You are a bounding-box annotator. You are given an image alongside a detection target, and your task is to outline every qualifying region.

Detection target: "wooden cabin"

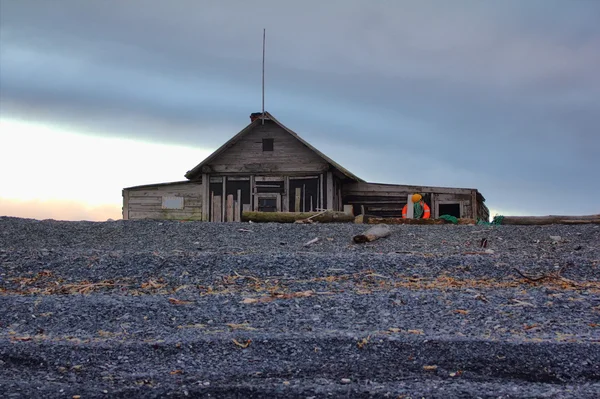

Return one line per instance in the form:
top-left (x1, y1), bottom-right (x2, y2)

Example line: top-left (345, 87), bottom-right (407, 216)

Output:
top-left (122, 112), bottom-right (489, 222)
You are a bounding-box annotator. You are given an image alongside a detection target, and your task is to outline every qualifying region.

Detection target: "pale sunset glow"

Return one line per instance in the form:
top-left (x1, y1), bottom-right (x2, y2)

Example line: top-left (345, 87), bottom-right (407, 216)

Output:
top-left (0, 118), bottom-right (213, 221)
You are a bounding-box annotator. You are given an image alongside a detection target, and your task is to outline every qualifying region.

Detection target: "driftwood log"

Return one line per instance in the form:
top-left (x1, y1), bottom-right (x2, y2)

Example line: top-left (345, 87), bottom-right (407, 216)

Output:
top-left (353, 224), bottom-right (392, 243)
top-left (366, 217), bottom-right (477, 225)
top-left (498, 215), bottom-right (600, 225)
top-left (242, 211), bottom-right (355, 224)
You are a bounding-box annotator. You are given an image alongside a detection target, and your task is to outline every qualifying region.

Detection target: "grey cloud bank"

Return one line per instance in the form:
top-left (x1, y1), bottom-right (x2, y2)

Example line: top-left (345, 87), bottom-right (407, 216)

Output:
top-left (1, 0), bottom-right (599, 215)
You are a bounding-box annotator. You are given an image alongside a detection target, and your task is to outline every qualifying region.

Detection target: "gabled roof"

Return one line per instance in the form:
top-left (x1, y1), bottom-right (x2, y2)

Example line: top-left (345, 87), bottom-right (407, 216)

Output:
top-left (185, 112), bottom-right (364, 182)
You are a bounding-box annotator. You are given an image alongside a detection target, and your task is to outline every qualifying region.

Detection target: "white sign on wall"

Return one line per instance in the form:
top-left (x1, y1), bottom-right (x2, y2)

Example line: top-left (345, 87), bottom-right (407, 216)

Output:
top-left (162, 196), bottom-right (184, 209)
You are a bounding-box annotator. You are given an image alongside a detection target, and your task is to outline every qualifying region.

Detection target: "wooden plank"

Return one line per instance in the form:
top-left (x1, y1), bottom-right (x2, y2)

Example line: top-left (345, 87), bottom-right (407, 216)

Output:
top-left (212, 195), bottom-right (222, 222)
top-left (288, 175), bottom-right (319, 180)
top-left (222, 178), bottom-right (226, 222)
top-left (283, 176), bottom-right (289, 212)
top-left (227, 176), bottom-right (250, 181)
top-left (302, 184), bottom-right (306, 212)
top-left (255, 176), bottom-right (284, 182)
top-left (406, 194), bottom-right (414, 218)
top-left (226, 194), bottom-right (234, 222)
top-left (129, 189), bottom-right (200, 197)
top-left (295, 187), bottom-right (301, 212)
top-left (343, 204), bottom-right (354, 216)
top-left (471, 190), bottom-right (478, 219)
top-left (184, 198), bottom-right (203, 207)
top-left (127, 197), bottom-right (162, 205)
top-left (344, 182), bottom-right (473, 195)
top-left (326, 171), bottom-right (333, 210)
top-left (320, 173), bottom-right (324, 210)
top-left (127, 210), bottom-right (203, 220)
top-left (122, 190), bottom-right (129, 220)
top-left (235, 189), bottom-right (242, 222)
top-left (310, 196), bottom-right (313, 212)
top-left (202, 174), bottom-right (210, 221)
top-left (210, 191), bottom-right (214, 222)
top-left (210, 164), bottom-right (328, 174)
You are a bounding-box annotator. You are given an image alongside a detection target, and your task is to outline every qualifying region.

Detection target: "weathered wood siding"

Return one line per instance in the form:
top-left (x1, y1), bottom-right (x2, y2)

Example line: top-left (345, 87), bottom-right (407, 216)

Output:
top-left (206, 120), bottom-right (329, 174)
top-left (123, 181), bottom-right (203, 221)
top-left (343, 182), bottom-right (480, 219)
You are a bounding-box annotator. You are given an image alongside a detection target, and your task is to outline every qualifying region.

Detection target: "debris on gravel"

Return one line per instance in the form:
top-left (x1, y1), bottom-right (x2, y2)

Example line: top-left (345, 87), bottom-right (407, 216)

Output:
top-left (1, 216), bottom-right (599, 398)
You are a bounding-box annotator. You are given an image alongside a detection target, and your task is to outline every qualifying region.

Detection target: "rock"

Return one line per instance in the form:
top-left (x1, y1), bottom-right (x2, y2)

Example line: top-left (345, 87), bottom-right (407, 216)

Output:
top-left (340, 378), bottom-right (351, 384)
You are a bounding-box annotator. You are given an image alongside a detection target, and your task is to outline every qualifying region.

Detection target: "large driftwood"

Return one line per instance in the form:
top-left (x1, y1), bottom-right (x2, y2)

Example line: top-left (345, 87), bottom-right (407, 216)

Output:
top-left (353, 224), bottom-right (392, 243)
top-left (366, 217), bottom-right (477, 225)
top-left (498, 215), bottom-right (600, 225)
top-left (242, 211), bottom-right (355, 223)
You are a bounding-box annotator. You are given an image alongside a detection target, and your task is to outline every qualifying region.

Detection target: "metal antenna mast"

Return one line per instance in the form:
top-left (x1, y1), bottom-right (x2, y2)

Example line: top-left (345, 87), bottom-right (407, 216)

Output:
top-left (262, 28), bottom-right (265, 125)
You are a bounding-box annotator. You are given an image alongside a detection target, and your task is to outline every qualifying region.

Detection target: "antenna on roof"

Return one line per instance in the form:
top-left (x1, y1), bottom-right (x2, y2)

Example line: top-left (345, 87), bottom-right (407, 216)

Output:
top-left (262, 28), bottom-right (266, 125)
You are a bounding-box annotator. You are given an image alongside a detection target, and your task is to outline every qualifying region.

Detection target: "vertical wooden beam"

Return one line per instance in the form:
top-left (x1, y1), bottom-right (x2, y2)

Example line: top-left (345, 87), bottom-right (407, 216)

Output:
top-left (122, 190), bottom-right (129, 220)
top-left (201, 173), bottom-right (210, 221)
top-left (302, 184), bottom-right (306, 212)
top-left (226, 194), bottom-right (234, 222)
top-left (212, 195), bottom-right (222, 222)
top-left (250, 175), bottom-right (255, 212)
top-left (295, 188), bottom-right (301, 212)
top-left (235, 189), bottom-right (242, 222)
top-left (471, 190), bottom-right (478, 220)
top-left (406, 194), bottom-right (414, 218)
top-left (222, 177), bottom-right (226, 222)
top-left (326, 171), bottom-right (333, 210)
top-left (283, 176), bottom-right (289, 212)
top-left (430, 193), bottom-right (437, 219)
top-left (319, 174), bottom-right (324, 210)
top-left (210, 191), bottom-right (214, 222)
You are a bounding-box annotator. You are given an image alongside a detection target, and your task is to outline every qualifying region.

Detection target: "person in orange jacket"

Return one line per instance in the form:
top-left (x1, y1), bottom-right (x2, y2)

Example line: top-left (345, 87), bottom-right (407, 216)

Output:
top-left (402, 193), bottom-right (431, 219)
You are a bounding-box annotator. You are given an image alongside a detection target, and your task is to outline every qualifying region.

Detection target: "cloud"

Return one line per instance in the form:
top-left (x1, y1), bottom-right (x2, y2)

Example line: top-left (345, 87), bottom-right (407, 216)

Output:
top-left (1, 0), bottom-right (599, 215)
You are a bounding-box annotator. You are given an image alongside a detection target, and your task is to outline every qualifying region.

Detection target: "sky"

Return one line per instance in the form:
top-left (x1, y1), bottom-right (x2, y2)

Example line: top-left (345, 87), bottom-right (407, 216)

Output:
top-left (1, 0), bottom-right (599, 221)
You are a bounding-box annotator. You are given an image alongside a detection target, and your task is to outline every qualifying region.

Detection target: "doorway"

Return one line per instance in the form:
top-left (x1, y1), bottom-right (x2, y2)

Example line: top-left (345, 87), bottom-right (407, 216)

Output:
top-left (438, 203), bottom-right (461, 218)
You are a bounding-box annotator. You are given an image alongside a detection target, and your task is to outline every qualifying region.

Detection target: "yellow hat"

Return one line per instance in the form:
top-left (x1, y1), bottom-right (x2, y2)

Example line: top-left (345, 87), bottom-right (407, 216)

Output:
top-left (411, 194), bottom-right (422, 203)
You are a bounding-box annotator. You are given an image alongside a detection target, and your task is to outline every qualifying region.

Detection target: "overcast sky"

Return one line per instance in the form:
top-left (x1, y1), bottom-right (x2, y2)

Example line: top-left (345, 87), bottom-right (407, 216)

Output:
top-left (1, 0), bottom-right (599, 220)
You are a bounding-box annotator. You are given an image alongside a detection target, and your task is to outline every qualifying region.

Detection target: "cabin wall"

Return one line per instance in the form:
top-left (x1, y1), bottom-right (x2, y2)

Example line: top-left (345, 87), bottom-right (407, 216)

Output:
top-left (343, 182), bottom-right (478, 219)
top-left (206, 120), bottom-right (329, 174)
top-left (477, 196), bottom-right (490, 222)
top-left (123, 182), bottom-right (203, 221)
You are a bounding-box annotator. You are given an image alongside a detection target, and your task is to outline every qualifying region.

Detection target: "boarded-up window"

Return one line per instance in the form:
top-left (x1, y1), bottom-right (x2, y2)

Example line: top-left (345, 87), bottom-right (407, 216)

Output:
top-left (162, 196), bottom-right (184, 209)
top-left (262, 138), bottom-right (274, 151)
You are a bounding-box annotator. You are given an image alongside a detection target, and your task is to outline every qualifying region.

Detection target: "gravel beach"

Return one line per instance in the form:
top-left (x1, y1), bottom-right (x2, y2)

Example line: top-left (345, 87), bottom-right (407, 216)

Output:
top-left (1, 216), bottom-right (599, 398)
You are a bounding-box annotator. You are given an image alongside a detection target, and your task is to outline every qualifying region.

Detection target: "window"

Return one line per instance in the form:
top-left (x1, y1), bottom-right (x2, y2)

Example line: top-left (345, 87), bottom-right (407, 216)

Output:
top-left (258, 198), bottom-right (277, 212)
top-left (262, 138), bottom-right (274, 151)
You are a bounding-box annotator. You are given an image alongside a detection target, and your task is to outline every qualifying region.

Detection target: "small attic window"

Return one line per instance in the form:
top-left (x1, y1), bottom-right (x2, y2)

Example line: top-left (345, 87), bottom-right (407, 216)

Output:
top-left (262, 138), bottom-right (274, 151)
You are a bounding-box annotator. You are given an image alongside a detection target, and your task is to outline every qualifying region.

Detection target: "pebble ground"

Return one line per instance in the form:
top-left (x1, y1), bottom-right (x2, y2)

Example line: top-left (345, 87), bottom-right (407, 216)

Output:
top-left (1, 216), bottom-right (599, 398)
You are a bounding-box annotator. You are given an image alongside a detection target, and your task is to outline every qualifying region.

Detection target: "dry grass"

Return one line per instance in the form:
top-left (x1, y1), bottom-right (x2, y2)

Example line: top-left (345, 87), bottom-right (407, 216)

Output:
top-left (2, 268), bottom-right (598, 297)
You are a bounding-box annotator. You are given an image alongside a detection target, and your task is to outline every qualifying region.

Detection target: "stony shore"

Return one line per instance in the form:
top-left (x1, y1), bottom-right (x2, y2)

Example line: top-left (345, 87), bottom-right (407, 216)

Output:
top-left (1, 216), bottom-right (599, 398)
